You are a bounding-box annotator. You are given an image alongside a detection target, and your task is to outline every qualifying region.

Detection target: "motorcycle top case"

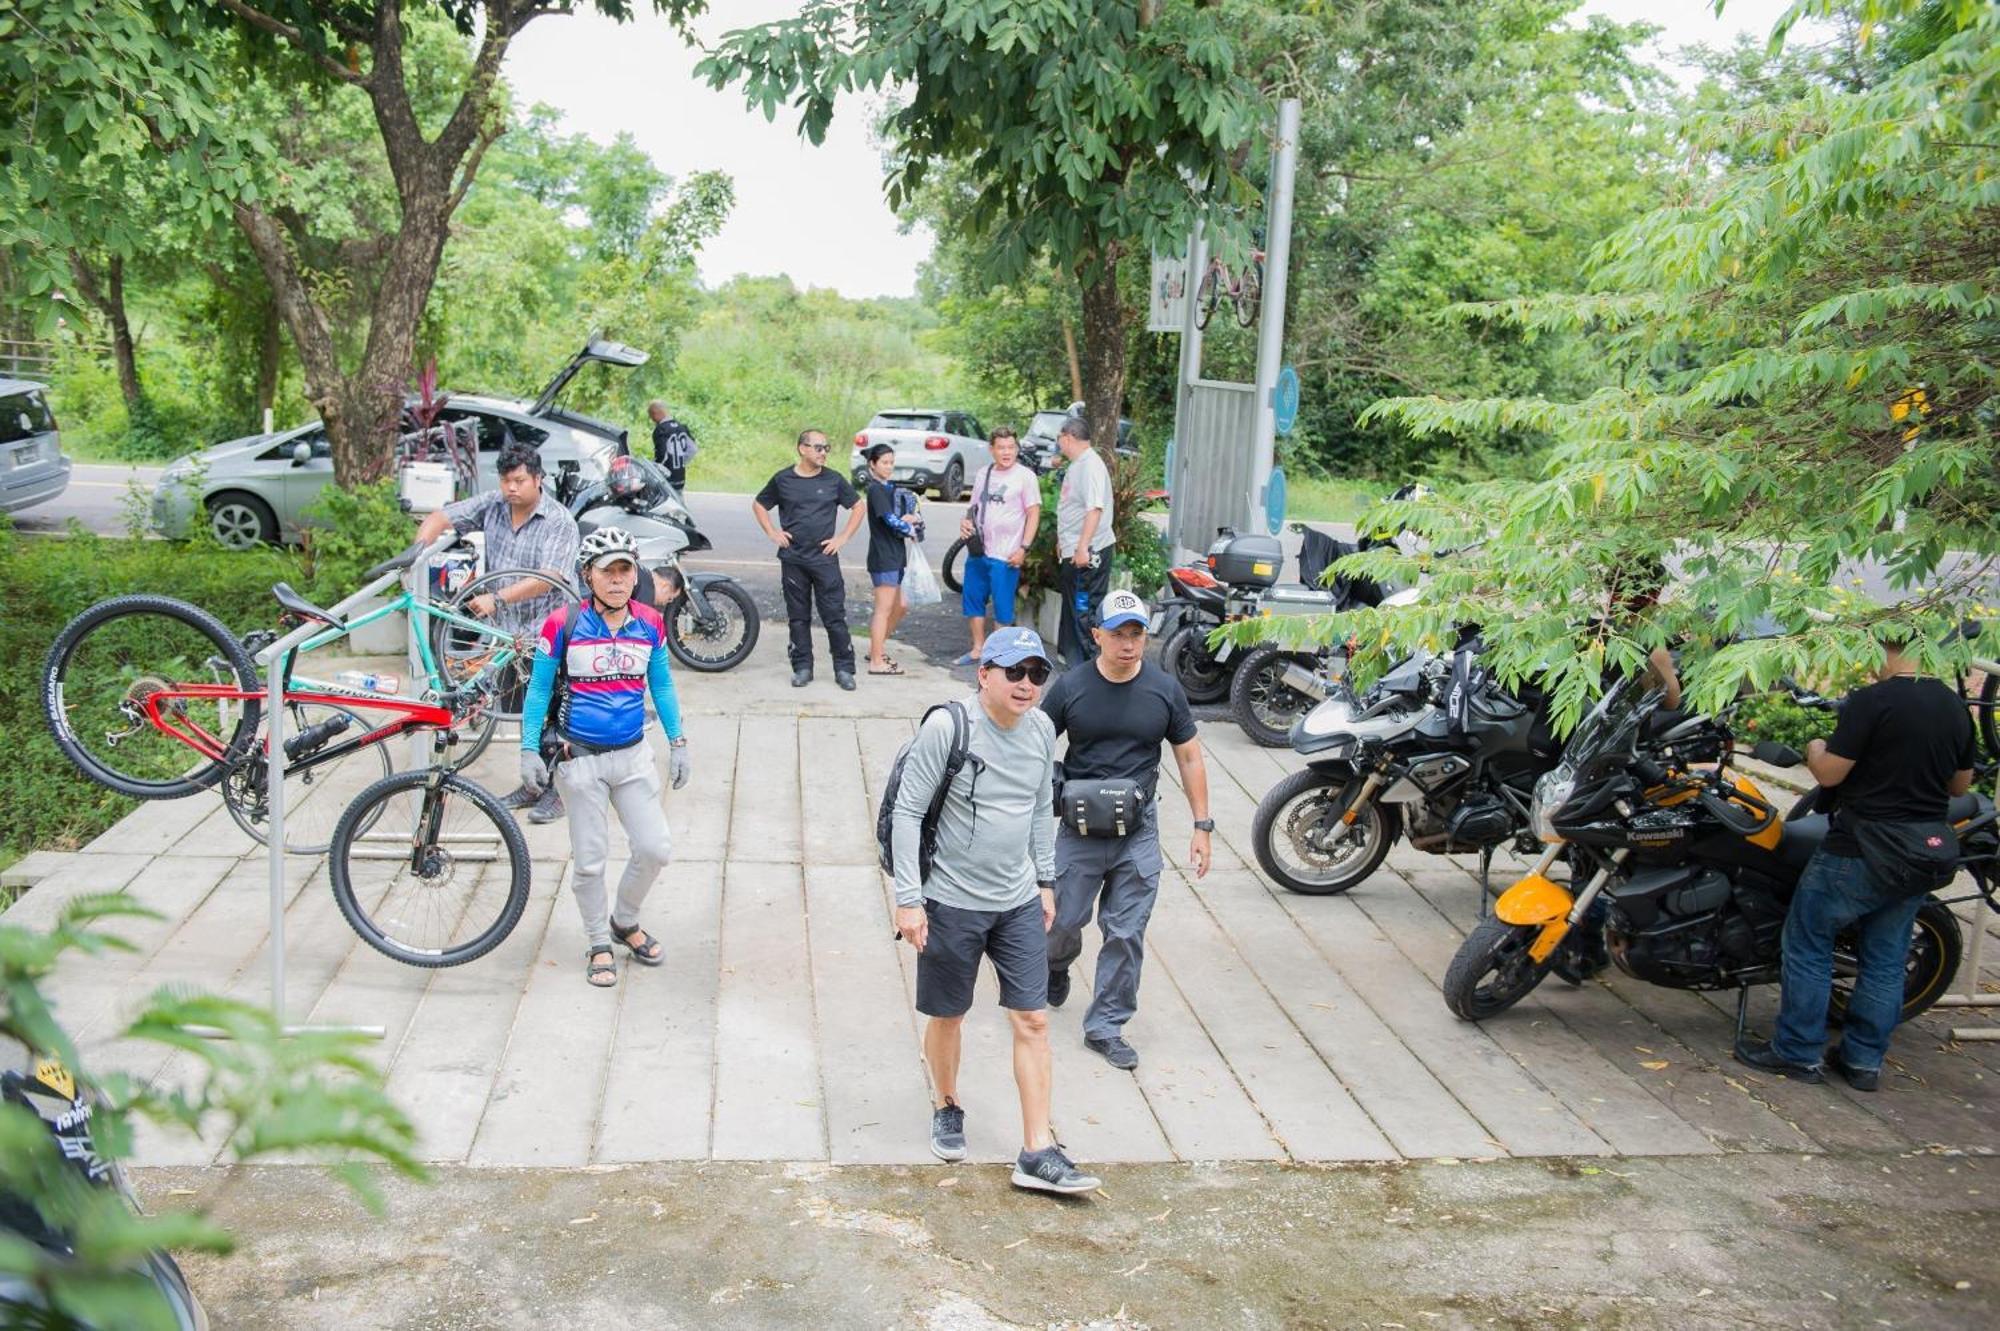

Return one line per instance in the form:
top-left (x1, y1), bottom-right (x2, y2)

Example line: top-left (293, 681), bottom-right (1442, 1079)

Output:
top-left (1206, 530), bottom-right (1283, 588)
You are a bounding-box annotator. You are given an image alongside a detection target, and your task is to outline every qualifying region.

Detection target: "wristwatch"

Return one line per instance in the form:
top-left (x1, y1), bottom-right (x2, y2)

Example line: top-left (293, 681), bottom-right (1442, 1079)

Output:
top-left (1192, 818), bottom-right (1216, 832)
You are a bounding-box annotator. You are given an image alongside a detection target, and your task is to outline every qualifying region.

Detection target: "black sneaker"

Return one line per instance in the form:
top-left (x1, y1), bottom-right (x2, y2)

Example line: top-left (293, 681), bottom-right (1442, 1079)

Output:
top-left (835, 670), bottom-right (857, 691)
top-left (1012, 1144), bottom-right (1100, 1195)
top-left (525, 787), bottom-right (565, 824)
top-left (1046, 967), bottom-right (1071, 1009)
top-left (1827, 1044), bottom-right (1881, 1092)
top-left (1733, 1038), bottom-right (1824, 1084)
top-left (930, 1098), bottom-right (966, 1162)
top-left (791, 668), bottom-right (813, 688)
top-left (1084, 1034), bottom-right (1138, 1070)
top-left (501, 785), bottom-right (539, 810)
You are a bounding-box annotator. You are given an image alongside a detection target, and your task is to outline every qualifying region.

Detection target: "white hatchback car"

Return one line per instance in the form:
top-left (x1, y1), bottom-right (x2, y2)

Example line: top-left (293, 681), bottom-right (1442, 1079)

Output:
top-left (849, 408), bottom-right (990, 500)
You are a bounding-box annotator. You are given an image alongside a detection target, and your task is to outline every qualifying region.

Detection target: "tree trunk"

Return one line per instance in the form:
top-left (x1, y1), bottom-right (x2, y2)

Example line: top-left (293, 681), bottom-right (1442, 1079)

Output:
top-left (66, 251), bottom-right (145, 413)
top-left (1061, 315), bottom-right (1083, 404)
top-left (256, 294), bottom-right (281, 417)
top-left (1077, 250), bottom-right (1128, 467)
top-left (227, 0), bottom-right (517, 488)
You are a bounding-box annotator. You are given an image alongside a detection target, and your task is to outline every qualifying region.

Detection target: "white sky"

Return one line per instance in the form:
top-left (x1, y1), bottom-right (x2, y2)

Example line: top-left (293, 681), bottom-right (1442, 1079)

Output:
top-left (501, 0), bottom-right (1804, 300)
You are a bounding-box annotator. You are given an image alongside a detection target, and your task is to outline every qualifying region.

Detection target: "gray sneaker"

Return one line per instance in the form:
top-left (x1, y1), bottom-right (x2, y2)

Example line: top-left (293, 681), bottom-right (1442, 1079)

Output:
top-left (930, 1098), bottom-right (966, 1162)
top-left (1012, 1144), bottom-right (1100, 1195)
top-left (525, 787), bottom-right (565, 824)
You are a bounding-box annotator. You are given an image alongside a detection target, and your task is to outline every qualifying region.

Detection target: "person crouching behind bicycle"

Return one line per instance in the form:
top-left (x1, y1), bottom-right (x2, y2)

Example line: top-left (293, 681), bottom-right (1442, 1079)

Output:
top-left (517, 527), bottom-right (692, 987)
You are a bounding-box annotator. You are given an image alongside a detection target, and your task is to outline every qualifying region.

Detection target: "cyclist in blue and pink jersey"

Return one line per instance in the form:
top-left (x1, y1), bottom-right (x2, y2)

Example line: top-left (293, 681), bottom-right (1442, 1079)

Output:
top-left (517, 526), bottom-right (692, 988)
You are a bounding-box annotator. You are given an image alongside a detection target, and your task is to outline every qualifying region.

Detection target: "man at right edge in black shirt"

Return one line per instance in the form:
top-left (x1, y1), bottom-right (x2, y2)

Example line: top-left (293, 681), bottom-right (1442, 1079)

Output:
top-left (1737, 630), bottom-right (1975, 1090)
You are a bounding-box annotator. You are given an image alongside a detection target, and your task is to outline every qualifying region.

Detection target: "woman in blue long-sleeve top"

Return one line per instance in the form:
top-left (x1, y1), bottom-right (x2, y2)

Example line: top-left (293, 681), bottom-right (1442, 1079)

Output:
top-left (862, 443), bottom-right (923, 676)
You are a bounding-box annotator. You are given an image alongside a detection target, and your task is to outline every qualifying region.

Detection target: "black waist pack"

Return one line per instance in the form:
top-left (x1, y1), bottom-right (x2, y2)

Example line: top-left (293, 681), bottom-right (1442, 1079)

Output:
top-left (1849, 815), bottom-right (1960, 900)
top-left (1059, 777), bottom-right (1152, 838)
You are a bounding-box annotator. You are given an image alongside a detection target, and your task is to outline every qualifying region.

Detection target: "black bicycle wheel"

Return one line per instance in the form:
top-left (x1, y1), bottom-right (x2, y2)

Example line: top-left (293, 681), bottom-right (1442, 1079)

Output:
top-left (665, 577), bottom-right (761, 672)
top-left (940, 537), bottom-right (968, 594)
top-left (1978, 672), bottom-right (1999, 770)
top-left (42, 595), bottom-right (262, 800)
top-left (429, 570), bottom-right (580, 721)
top-left (221, 701), bottom-right (391, 855)
top-left (1194, 265), bottom-right (1219, 331)
top-left (328, 769), bottom-right (531, 968)
top-left (1234, 261), bottom-right (1262, 328)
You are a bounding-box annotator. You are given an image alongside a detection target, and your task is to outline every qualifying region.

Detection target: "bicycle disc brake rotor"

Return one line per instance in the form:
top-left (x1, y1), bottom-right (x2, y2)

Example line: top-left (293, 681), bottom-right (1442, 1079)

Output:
top-left (1291, 795), bottom-right (1361, 862)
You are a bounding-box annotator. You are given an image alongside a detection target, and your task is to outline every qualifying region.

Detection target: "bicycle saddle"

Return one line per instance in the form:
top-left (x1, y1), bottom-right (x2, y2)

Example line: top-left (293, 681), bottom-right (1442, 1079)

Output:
top-left (364, 545), bottom-right (425, 579)
top-left (272, 582), bottom-right (345, 629)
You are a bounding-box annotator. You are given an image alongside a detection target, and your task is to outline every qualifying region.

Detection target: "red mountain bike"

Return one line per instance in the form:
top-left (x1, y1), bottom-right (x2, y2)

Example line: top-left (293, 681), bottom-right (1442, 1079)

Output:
top-left (41, 584), bottom-right (531, 968)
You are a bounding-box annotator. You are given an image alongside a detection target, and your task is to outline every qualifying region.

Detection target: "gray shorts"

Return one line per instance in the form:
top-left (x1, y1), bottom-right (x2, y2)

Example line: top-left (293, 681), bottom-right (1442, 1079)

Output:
top-left (916, 898), bottom-right (1048, 1017)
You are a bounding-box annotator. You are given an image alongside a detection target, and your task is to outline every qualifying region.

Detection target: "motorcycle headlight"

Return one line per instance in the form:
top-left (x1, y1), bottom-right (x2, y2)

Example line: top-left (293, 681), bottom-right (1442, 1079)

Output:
top-left (1530, 768), bottom-right (1576, 844)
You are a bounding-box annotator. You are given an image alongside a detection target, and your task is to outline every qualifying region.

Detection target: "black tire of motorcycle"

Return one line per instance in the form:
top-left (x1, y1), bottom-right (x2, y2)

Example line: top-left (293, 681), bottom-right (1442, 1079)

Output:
top-left (1231, 643), bottom-right (1314, 748)
top-left (1442, 917), bottom-right (1553, 1021)
top-left (941, 537), bottom-right (968, 594)
top-left (1828, 898), bottom-right (1964, 1025)
top-left (1251, 767), bottom-right (1398, 896)
top-left (665, 578), bottom-right (761, 672)
top-left (1163, 621), bottom-right (1232, 704)
top-left (1980, 671), bottom-right (1999, 770)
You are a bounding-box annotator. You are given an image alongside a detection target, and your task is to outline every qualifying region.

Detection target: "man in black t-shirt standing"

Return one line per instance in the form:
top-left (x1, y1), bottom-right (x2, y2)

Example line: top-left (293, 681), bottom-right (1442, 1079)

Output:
top-left (752, 429), bottom-right (866, 689)
top-left (1040, 589), bottom-right (1213, 1070)
top-left (648, 400), bottom-right (698, 491)
top-left (1738, 633), bottom-right (1976, 1090)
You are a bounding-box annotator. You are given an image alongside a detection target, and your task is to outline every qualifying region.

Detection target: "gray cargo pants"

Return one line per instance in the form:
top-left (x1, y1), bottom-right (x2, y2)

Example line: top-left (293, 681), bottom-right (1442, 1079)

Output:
top-left (554, 743), bottom-right (673, 951)
top-left (1046, 807), bottom-right (1163, 1042)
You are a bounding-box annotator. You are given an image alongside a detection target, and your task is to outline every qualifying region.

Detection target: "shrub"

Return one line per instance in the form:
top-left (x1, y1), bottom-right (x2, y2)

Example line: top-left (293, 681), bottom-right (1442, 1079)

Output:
top-left (300, 478), bottom-right (414, 599)
top-left (1734, 693), bottom-right (1837, 752)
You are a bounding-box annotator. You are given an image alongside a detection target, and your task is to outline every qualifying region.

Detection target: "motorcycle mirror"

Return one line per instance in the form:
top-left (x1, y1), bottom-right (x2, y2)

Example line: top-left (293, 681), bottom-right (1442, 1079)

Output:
top-left (1749, 739), bottom-right (1804, 768)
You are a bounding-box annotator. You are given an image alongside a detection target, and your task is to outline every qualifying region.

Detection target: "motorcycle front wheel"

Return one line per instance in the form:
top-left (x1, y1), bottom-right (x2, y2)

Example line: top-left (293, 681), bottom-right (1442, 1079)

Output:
top-left (1162, 621), bottom-right (1232, 704)
top-left (1443, 917), bottom-right (1553, 1020)
top-left (1231, 643), bottom-right (1318, 748)
top-left (1251, 768), bottom-right (1398, 895)
top-left (666, 577), bottom-right (761, 672)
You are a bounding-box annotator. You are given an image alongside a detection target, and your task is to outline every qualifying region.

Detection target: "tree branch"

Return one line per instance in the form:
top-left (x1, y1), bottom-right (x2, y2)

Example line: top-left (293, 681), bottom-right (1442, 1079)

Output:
top-left (211, 0), bottom-right (366, 84)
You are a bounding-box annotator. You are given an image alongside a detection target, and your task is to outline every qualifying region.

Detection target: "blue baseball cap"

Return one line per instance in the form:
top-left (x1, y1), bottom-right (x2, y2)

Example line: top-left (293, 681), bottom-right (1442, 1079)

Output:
top-left (980, 625), bottom-right (1051, 668)
top-left (1096, 589), bottom-right (1149, 631)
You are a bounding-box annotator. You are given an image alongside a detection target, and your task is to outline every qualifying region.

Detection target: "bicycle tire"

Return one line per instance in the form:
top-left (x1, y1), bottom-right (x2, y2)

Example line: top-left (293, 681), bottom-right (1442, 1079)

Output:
top-left (42, 594), bottom-right (262, 800)
top-left (1194, 266), bottom-right (1220, 331)
top-left (221, 701), bottom-right (392, 855)
top-left (328, 769), bottom-right (531, 968)
top-left (429, 570), bottom-right (581, 722)
top-left (1234, 262), bottom-right (1262, 328)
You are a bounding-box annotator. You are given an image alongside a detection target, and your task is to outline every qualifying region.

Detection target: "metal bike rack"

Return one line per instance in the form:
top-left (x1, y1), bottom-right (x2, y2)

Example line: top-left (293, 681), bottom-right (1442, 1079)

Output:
top-left (189, 533), bottom-right (460, 1040)
top-left (1939, 911), bottom-right (2000, 1041)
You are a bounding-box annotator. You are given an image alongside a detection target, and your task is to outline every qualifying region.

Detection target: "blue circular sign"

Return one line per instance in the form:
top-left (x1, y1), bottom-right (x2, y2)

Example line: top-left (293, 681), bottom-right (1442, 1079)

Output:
top-left (1265, 466), bottom-right (1287, 535)
top-left (1273, 365), bottom-right (1300, 436)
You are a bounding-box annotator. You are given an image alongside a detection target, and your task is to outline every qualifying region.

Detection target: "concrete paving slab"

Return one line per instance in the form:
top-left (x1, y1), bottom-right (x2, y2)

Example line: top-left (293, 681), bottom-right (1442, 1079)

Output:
top-left (710, 860), bottom-right (825, 1160)
top-left (728, 716), bottom-right (802, 864)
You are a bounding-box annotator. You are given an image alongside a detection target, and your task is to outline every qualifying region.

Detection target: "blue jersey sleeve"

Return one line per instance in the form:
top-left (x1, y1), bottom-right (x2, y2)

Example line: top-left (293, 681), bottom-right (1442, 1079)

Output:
top-left (647, 631), bottom-right (684, 742)
top-left (519, 650), bottom-right (559, 752)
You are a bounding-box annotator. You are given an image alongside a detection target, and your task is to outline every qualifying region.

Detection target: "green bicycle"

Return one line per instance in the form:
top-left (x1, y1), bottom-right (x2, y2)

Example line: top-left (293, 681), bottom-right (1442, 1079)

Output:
top-left (227, 544), bottom-right (579, 853)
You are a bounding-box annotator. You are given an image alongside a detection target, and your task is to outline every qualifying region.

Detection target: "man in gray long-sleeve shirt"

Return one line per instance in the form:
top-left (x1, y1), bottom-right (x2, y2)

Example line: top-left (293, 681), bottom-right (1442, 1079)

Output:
top-left (891, 626), bottom-right (1100, 1195)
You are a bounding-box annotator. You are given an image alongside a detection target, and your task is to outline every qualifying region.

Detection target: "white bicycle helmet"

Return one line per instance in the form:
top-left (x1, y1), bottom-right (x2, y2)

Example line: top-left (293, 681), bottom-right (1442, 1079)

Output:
top-left (578, 525), bottom-right (640, 571)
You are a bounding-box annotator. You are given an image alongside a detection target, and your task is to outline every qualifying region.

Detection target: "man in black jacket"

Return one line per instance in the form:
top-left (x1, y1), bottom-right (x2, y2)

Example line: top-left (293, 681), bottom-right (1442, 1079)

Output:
top-left (1737, 633), bottom-right (1976, 1090)
top-left (648, 401), bottom-right (698, 491)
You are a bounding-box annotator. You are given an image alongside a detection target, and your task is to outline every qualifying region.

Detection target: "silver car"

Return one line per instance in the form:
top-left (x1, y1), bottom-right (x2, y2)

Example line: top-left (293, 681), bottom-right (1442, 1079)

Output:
top-left (848, 408), bottom-right (990, 500)
top-left (151, 340), bottom-right (647, 549)
top-left (0, 378), bottom-right (73, 514)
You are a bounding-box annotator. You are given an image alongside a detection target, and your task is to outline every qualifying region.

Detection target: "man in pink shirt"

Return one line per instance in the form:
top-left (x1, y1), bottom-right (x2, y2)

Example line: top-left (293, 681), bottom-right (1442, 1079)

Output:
top-left (955, 427), bottom-right (1043, 665)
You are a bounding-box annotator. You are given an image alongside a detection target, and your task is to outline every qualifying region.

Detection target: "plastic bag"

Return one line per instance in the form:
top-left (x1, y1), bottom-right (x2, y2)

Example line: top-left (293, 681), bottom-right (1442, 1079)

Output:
top-left (902, 539), bottom-right (942, 607)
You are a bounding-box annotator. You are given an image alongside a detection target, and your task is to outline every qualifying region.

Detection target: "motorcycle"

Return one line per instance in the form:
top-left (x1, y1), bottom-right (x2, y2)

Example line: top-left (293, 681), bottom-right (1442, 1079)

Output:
top-left (1439, 679), bottom-right (1998, 1028)
top-left (1251, 640), bottom-right (1556, 896)
top-left (1, 1056), bottom-right (209, 1328)
top-left (561, 455), bottom-right (761, 672)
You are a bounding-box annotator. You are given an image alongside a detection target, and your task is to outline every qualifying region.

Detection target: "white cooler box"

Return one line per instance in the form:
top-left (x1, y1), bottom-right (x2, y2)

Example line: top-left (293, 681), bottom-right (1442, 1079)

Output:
top-left (399, 461), bottom-right (455, 512)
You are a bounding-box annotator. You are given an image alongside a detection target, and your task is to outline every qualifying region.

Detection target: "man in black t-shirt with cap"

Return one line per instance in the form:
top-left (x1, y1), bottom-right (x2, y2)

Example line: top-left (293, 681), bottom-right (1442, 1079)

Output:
top-left (1737, 632), bottom-right (1976, 1090)
top-left (1040, 589), bottom-right (1213, 1070)
top-left (752, 428), bottom-right (866, 690)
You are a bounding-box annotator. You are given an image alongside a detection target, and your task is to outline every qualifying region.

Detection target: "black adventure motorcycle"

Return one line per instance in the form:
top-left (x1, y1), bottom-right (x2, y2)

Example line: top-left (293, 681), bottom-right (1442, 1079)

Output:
top-left (1441, 678), bottom-right (1997, 1029)
top-left (1251, 641), bottom-right (1558, 896)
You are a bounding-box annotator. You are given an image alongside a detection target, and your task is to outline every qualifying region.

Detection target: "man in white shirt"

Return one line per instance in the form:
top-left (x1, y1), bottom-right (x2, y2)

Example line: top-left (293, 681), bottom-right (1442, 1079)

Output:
top-left (954, 426), bottom-right (1042, 665)
top-left (1054, 416), bottom-right (1115, 667)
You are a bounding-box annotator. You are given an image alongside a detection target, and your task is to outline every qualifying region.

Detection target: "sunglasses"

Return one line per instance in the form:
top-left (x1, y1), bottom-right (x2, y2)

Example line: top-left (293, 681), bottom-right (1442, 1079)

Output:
top-left (996, 660), bottom-right (1051, 685)
top-left (802, 442), bottom-right (830, 452)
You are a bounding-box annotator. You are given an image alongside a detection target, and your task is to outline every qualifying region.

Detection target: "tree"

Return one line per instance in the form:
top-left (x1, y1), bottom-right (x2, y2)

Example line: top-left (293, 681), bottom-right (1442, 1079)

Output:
top-left (1310, 0), bottom-right (1999, 724)
top-left (697, 0), bottom-right (1262, 459)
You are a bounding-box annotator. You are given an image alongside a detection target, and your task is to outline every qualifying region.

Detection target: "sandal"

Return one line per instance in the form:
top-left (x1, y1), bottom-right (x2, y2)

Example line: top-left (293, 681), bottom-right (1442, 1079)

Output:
top-left (585, 945), bottom-right (617, 988)
top-left (867, 662), bottom-right (906, 676)
top-left (611, 920), bottom-right (665, 967)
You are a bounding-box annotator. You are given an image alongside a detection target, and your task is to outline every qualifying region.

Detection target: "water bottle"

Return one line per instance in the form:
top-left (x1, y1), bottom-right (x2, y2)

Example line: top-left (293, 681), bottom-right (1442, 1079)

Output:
top-left (334, 670), bottom-right (401, 695)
